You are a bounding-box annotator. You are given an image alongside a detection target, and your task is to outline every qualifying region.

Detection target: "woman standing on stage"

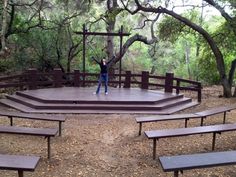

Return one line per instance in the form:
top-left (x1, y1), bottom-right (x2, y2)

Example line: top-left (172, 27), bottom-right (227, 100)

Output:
top-left (91, 56), bottom-right (115, 94)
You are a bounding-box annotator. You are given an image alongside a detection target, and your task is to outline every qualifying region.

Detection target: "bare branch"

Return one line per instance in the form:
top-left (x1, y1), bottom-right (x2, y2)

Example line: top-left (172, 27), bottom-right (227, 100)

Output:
top-left (204, 0), bottom-right (233, 21)
top-left (172, 4), bottom-right (208, 11)
top-left (8, 0), bottom-right (38, 7)
top-left (150, 13), bottom-right (160, 40)
top-left (133, 12), bottom-right (153, 30)
top-left (114, 33), bottom-right (158, 63)
top-left (120, 0), bottom-right (139, 14)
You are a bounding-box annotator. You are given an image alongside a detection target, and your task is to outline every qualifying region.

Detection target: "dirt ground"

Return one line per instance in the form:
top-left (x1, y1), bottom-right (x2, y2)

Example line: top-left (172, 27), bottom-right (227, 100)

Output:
top-left (0, 86), bottom-right (236, 177)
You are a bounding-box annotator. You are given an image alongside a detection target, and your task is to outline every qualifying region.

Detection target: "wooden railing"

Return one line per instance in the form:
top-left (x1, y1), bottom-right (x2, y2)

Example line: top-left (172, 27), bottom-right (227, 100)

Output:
top-left (0, 68), bottom-right (202, 102)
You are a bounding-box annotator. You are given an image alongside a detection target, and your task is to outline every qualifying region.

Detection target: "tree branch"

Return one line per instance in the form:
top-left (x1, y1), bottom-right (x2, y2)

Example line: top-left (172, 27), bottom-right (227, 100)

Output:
top-left (114, 33), bottom-right (158, 63)
top-left (203, 0), bottom-right (233, 21)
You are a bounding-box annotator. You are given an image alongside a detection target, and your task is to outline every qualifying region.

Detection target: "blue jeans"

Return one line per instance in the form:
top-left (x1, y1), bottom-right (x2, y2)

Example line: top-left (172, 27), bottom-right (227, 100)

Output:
top-left (96, 73), bottom-right (108, 93)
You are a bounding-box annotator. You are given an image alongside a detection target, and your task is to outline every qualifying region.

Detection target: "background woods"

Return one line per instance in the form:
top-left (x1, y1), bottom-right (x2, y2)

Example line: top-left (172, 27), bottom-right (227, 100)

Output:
top-left (0, 0), bottom-right (236, 97)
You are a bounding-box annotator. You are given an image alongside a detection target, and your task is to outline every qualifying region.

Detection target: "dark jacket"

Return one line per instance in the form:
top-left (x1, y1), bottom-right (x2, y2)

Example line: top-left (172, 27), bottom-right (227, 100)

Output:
top-left (92, 56), bottom-right (115, 74)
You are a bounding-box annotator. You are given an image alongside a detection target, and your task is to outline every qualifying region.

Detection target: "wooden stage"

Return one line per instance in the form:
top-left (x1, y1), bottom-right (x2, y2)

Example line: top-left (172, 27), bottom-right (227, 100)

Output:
top-left (0, 87), bottom-right (199, 114)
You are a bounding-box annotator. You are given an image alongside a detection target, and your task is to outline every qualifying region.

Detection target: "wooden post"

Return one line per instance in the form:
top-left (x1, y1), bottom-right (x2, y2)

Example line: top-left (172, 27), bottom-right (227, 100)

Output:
top-left (119, 26), bottom-right (123, 88)
top-left (124, 71), bottom-right (131, 88)
top-left (176, 80), bottom-right (180, 94)
top-left (53, 68), bottom-right (63, 87)
top-left (82, 24), bottom-right (86, 87)
top-left (164, 72), bottom-right (174, 93)
top-left (27, 68), bottom-right (38, 90)
top-left (141, 71), bottom-right (149, 89)
top-left (19, 74), bottom-right (24, 91)
top-left (74, 70), bottom-right (80, 87)
top-left (198, 83), bottom-right (202, 102)
top-left (18, 171), bottom-right (24, 177)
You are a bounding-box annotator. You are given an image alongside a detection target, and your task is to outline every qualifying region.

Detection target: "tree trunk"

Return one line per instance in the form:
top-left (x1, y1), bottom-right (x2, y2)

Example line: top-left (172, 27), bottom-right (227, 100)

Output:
top-left (0, 0), bottom-right (8, 55)
top-left (228, 59), bottom-right (236, 87)
top-left (106, 21), bottom-right (115, 60)
top-left (106, 0), bottom-right (118, 60)
top-left (222, 77), bottom-right (232, 97)
top-left (229, 59), bottom-right (236, 97)
top-left (105, 0), bottom-right (118, 79)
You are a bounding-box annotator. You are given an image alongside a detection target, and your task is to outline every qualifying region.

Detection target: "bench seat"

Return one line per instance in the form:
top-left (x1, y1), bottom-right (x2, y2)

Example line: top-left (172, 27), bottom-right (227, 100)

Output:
top-left (136, 104), bottom-right (236, 135)
top-left (159, 151), bottom-right (236, 177)
top-left (0, 154), bottom-right (40, 177)
top-left (0, 111), bottom-right (65, 136)
top-left (195, 104), bottom-right (236, 124)
top-left (145, 123), bottom-right (236, 159)
top-left (136, 114), bottom-right (200, 135)
top-left (0, 125), bottom-right (58, 159)
top-left (195, 104), bottom-right (236, 117)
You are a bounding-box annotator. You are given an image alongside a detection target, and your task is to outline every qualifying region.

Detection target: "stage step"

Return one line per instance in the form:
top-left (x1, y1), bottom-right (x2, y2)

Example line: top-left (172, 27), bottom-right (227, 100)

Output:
top-left (0, 98), bottom-right (199, 114)
top-left (0, 87), bottom-right (199, 114)
top-left (5, 94), bottom-right (192, 111)
top-left (15, 90), bottom-right (184, 105)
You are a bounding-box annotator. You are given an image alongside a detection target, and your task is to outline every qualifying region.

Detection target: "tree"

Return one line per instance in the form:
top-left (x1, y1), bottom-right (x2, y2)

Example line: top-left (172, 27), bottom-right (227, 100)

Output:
top-left (86, 0), bottom-right (159, 69)
top-left (121, 0), bottom-right (235, 97)
top-left (0, 0), bottom-right (9, 56)
top-left (203, 0), bottom-right (236, 95)
top-left (1, 0), bottom-right (87, 72)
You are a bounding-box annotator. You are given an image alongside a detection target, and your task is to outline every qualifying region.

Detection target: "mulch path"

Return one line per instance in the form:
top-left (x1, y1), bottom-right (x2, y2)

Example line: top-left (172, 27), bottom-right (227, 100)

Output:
top-left (0, 86), bottom-right (236, 177)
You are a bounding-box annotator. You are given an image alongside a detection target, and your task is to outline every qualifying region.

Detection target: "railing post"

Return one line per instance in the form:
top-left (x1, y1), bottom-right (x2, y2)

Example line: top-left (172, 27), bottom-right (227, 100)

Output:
top-left (176, 80), bottom-right (180, 94)
top-left (27, 68), bottom-right (38, 90)
top-left (53, 68), bottom-right (63, 87)
top-left (74, 70), bottom-right (80, 87)
top-left (165, 72), bottom-right (174, 93)
top-left (198, 83), bottom-right (202, 102)
top-left (124, 71), bottom-right (131, 88)
top-left (141, 71), bottom-right (149, 89)
top-left (19, 74), bottom-right (25, 90)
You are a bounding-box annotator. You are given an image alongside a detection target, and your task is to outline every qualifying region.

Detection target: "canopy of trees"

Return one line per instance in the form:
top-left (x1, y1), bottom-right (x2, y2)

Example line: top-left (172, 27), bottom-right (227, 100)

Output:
top-left (0, 0), bottom-right (236, 97)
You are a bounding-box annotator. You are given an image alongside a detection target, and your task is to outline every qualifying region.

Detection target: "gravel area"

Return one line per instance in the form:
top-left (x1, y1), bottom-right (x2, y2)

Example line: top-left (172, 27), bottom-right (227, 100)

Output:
top-left (0, 86), bottom-right (236, 177)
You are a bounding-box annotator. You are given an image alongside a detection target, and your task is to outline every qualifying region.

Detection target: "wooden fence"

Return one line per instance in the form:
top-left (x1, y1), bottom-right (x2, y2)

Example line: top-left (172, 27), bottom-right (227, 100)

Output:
top-left (0, 68), bottom-right (202, 102)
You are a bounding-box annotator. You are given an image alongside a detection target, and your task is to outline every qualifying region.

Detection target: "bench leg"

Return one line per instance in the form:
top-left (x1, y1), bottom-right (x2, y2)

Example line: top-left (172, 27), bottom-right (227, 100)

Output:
top-left (138, 123), bottom-right (142, 136)
top-left (9, 116), bottom-right (13, 126)
top-left (18, 170), bottom-right (24, 177)
top-left (153, 138), bottom-right (157, 160)
top-left (174, 171), bottom-right (179, 177)
top-left (212, 132), bottom-right (216, 150)
top-left (200, 117), bottom-right (205, 126)
top-left (223, 112), bottom-right (226, 124)
top-left (184, 118), bottom-right (189, 128)
top-left (47, 137), bottom-right (51, 159)
top-left (59, 121), bottom-right (62, 136)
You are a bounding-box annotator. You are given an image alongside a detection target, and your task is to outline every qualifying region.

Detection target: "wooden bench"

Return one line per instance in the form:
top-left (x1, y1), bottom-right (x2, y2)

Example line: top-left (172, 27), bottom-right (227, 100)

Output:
top-left (136, 114), bottom-right (201, 135)
top-left (159, 151), bottom-right (236, 177)
top-left (0, 154), bottom-right (40, 177)
top-left (0, 111), bottom-right (65, 136)
top-left (145, 123), bottom-right (236, 159)
top-left (0, 125), bottom-right (58, 159)
top-left (136, 104), bottom-right (236, 135)
top-left (195, 104), bottom-right (236, 126)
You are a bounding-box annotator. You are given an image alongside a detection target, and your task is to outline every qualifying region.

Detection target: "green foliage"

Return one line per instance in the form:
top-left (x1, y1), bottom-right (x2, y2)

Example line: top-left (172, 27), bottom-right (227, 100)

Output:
top-left (159, 15), bottom-right (186, 42)
top-left (149, 41), bottom-right (181, 75)
top-left (0, 59), bottom-right (14, 73)
top-left (157, 8), bottom-right (236, 84)
top-left (1, 0), bottom-right (236, 89)
top-left (12, 28), bottom-right (59, 71)
top-left (197, 19), bottom-right (236, 84)
top-left (158, 10), bottom-right (200, 42)
top-left (123, 42), bottom-right (152, 73)
top-left (197, 45), bottom-right (220, 84)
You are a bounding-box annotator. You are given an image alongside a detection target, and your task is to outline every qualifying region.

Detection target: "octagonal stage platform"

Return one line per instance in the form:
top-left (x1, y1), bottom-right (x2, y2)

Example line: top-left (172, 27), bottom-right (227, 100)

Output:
top-left (0, 87), bottom-right (199, 114)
